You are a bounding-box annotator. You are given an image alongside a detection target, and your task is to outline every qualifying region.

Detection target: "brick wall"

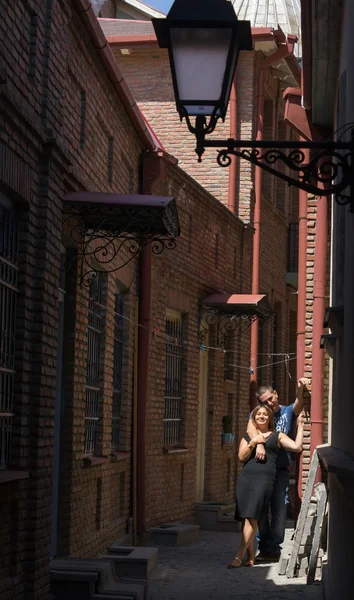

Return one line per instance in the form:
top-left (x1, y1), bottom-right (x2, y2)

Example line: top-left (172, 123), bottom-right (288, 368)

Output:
top-left (146, 163), bottom-right (253, 524)
top-left (301, 195), bottom-right (331, 491)
top-left (0, 0), bottom-right (143, 597)
top-left (111, 46), bottom-right (257, 214)
top-left (0, 2), bottom-right (257, 597)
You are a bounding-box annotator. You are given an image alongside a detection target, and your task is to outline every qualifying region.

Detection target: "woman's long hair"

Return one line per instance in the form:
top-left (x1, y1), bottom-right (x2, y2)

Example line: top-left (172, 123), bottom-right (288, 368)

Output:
top-left (251, 404), bottom-right (275, 431)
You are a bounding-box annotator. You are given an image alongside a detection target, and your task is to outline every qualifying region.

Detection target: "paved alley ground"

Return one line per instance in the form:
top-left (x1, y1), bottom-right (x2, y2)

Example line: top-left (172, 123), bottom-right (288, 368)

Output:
top-left (148, 530), bottom-right (323, 600)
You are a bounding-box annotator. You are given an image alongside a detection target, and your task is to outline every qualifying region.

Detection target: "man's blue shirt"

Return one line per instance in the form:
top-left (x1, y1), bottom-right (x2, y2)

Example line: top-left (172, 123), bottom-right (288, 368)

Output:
top-left (273, 404), bottom-right (296, 468)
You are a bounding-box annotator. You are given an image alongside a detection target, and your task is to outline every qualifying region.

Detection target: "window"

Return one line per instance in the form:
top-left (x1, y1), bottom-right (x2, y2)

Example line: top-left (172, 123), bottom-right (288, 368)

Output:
top-left (85, 275), bottom-right (105, 454)
top-left (164, 311), bottom-right (184, 446)
top-left (224, 334), bottom-right (235, 380)
top-left (112, 291), bottom-right (124, 449)
top-left (271, 303), bottom-right (282, 390)
top-left (271, 312), bottom-right (278, 389)
top-left (257, 319), bottom-right (265, 387)
top-left (0, 198), bottom-right (18, 469)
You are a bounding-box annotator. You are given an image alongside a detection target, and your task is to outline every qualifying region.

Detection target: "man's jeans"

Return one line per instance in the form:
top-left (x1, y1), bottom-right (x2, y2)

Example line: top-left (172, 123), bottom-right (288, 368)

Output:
top-left (258, 468), bottom-right (289, 555)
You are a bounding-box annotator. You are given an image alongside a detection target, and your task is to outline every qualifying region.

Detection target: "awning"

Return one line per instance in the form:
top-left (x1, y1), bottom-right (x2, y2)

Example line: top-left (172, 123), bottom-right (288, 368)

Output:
top-left (201, 293), bottom-right (273, 319)
top-left (62, 192), bottom-right (180, 287)
top-left (63, 192), bottom-right (180, 239)
top-left (199, 293), bottom-right (273, 344)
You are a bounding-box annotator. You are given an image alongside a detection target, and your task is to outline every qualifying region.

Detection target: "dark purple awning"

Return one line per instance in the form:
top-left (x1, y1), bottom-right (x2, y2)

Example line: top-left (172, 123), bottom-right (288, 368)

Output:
top-left (63, 192), bottom-right (180, 238)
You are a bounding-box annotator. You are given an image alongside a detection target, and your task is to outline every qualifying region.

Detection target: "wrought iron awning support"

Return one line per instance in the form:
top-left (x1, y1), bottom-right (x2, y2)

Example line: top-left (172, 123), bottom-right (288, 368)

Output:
top-left (63, 196), bottom-right (180, 287)
top-left (68, 227), bottom-right (177, 288)
top-left (199, 306), bottom-right (272, 347)
top-left (185, 115), bottom-right (354, 211)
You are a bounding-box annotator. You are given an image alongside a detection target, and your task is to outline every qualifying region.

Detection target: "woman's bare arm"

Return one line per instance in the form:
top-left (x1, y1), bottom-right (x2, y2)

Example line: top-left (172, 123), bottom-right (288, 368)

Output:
top-left (238, 434), bottom-right (264, 462)
top-left (279, 414), bottom-right (304, 453)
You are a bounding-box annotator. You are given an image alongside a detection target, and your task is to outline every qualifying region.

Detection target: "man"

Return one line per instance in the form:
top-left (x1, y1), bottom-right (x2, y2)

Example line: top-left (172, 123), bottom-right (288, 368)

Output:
top-left (247, 377), bottom-right (309, 561)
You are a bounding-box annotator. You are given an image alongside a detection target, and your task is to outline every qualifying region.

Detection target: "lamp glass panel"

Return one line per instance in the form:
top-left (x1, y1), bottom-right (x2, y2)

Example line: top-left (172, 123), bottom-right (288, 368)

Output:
top-left (170, 27), bottom-right (232, 115)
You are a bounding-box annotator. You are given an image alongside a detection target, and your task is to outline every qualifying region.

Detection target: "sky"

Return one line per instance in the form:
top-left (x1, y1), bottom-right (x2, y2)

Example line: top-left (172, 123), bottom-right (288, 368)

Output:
top-left (148, 1), bottom-right (174, 14)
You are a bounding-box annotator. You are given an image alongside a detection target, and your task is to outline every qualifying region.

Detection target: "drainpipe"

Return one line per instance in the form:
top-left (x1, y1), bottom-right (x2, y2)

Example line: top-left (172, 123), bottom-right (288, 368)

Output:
top-left (249, 67), bottom-right (265, 410)
top-left (136, 152), bottom-right (165, 535)
top-left (310, 190), bottom-right (326, 458)
top-left (249, 41), bottom-right (297, 410)
top-left (297, 146), bottom-right (309, 379)
top-left (228, 76), bottom-right (238, 214)
top-left (296, 145), bottom-right (309, 501)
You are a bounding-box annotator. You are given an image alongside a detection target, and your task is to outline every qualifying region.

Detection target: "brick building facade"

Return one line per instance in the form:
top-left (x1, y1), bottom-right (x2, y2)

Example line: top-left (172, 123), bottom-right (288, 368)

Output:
top-left (0, 1), bottom-right (256, 598)
top-left (100, 13), bottom-right (300, 406)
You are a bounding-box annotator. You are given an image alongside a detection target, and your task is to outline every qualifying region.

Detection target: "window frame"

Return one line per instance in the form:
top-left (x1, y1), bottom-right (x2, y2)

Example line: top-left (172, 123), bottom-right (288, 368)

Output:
top-left (164, 309), bottom-right (185, 447)
top-left (84, 274), bottom-right (106, 455)
top-left (0, 194), bottom-right (19, 470)
top-left (111, 289), bottom-right (125, 450)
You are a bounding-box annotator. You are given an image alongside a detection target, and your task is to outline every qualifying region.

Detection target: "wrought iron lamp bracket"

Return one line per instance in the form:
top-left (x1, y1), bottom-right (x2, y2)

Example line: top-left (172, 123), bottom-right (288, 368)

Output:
top-left (199, 307), bottom-right (272, 347)
top-left (187, 115), bottom-right (354, 211)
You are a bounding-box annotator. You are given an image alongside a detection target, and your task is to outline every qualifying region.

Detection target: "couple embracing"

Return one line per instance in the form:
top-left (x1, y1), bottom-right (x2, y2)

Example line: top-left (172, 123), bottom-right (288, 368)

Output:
top-left (228, 378), bottom-right (309, 569)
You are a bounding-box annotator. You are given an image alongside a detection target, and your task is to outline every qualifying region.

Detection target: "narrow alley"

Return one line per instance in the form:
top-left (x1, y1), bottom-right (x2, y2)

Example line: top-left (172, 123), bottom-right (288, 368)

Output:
top-left (1, 1), bottom-right (354, 599)
top-left (147, 530), bottom-right (322, 600)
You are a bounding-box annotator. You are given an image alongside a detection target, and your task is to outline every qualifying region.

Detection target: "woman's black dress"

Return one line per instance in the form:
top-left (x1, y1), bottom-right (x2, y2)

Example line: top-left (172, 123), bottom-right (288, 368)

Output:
top-left (235, 432), bottom-right (280, 522)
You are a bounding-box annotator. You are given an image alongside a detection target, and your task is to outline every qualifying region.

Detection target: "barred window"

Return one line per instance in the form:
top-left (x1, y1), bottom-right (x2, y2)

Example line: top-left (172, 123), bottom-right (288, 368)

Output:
top-left (164, 311), bottom-right (184, 446)
top-left (0, 198), bottom-right (18, 469)
top-left (85, 275), bottom-right (105, 454)
top-left (224, 333), bottom-right (235, 380)
top-left (112, 291), bottom-right (124, 449)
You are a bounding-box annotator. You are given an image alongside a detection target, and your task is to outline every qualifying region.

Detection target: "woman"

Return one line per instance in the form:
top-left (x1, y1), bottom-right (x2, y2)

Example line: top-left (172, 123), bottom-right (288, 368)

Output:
top-left (227, 404), bottom-right (304, 568)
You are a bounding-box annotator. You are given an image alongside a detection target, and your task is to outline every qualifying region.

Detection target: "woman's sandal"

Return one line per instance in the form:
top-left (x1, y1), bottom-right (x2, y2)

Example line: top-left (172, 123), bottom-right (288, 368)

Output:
top-left (244, 558), bottom-right (255, 567)
top-left (227, 556), bottom-right (243, 569)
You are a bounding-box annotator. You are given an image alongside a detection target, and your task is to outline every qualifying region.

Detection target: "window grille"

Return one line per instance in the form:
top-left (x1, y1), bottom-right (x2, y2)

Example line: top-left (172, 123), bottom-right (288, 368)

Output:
top-left (272, 306), bottom-right (282, 390)
top-left (164, 312), bottom-right (184, 446)
top-left (224, 333), bottom-right (235, 380)
top-left (0, 201), bottom-right (18, 469)
top-left (85, 275), bottom-right (104, 454)
top-left (287, 222), bottom-right (299, 273)
top-left (112, 292), bottom-right (124, 449)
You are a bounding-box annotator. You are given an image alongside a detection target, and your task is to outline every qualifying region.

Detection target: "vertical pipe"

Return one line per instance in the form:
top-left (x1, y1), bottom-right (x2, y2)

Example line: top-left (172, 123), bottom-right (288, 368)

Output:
top-left (137, 153), bottom-right (164, 535)
top-left (250, 68), bottom-right (265, 410)
top-left (297, 149), bottom-right (309, 380)
top-left (228, 75), bottom-right (238, 214)
top-left (136, 248), bottom-right (151, 535)
top-left (296, 146), bottom-right (309, 500)
top-left (132, 297), bottom-right (139, 546)
top-left (310, 191), bottom-right (327, 458)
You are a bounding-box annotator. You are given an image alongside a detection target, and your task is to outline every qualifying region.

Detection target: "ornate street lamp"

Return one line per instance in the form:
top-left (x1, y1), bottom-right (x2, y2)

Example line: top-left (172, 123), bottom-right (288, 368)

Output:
top-left (153, 0), bottom-right (353, 210)
top-left (152, 0), bottom-right (252, 159)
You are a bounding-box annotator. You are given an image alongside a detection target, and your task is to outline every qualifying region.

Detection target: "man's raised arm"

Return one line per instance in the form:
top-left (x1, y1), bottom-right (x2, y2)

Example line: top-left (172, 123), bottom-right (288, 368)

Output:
top-left (294, 377), bottom-right (310, 416)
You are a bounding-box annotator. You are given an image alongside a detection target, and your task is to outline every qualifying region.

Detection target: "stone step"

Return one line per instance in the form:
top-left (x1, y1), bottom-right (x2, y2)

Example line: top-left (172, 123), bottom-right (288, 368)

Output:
top-left (195, 502), bottom-right (237, 531)
top-left (50, 557), bottom-right (147, 600)
top-left (149, 523), bottom-right (200, 546)
top-left (217, 514), bottom-right (242, 533)
top-left (102, 545), bottom-right (158, 579)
